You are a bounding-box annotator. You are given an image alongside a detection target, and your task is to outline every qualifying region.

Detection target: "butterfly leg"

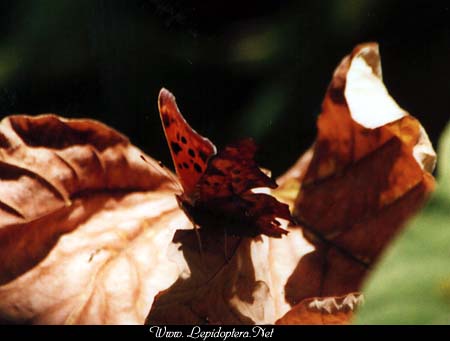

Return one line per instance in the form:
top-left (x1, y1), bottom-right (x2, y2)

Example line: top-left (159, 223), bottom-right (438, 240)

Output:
top-left (193, 223), bottom-right (204, 260)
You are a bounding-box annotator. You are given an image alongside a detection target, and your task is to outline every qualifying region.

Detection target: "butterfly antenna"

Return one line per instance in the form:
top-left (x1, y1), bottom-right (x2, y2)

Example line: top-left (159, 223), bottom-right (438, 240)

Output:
top-left (140, 155), bottom-right (183, 193)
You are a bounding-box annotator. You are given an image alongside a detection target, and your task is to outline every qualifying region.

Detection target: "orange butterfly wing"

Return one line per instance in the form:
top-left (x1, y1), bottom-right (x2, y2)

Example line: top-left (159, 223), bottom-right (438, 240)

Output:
top-left (158, 89), bottom-right (293, 238)
top-left (194, 139), bottom-right (292, 237)
top-left (158, 88), bottom-right (216, 198)
top-left (196, 139), bottom-right (277, 201)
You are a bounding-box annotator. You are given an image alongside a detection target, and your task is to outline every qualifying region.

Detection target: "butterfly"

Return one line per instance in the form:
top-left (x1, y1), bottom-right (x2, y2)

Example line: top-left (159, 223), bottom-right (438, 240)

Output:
top-left (158, 88), bottom-right (293, 238)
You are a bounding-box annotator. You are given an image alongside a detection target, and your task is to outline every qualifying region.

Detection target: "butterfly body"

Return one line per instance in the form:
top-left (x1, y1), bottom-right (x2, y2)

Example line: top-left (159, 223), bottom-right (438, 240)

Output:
top-left (158, 88), bottom-right (292, 238)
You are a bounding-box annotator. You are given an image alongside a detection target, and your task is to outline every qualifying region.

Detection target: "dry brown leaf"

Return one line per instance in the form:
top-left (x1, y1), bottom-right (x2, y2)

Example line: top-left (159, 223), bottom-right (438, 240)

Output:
top-left (281, 43), bottom-right (436, 306)
top-left (146, 226), bottom-right (315, 324)
top-left (0, 43), bottom-right (436, 325)
top-left (0, 114), bottom-right (188, 324)
top-left (276, 293), bottom-right (363, 325)
top-left (146, 43), bottom-right (435, 325)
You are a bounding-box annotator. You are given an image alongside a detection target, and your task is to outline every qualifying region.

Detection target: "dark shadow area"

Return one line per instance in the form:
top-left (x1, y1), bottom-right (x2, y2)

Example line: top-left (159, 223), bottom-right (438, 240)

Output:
top-left (146, 227), bottom-right (265, 324)
top-left (0, 1), bottom-right (447, 177)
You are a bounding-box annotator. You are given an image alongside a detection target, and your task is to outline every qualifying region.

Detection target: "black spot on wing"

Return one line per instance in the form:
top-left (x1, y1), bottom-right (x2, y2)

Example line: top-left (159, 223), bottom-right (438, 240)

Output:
top-left (183, 162), bottom-right (189, 169)
top-left (181, 136), bottom-right (187, 144)
top-left (188, 148), bottom-right (195, 158)
top-left (199, 150), bottom-right (208, 163)
top-left (207, 166), bottom-right (225, 176)
top-left (162, 113), bottom-right (171, 127)
top-left (171, 141), bottom-right (182, 155)
top-left (193, 162), bottom-right (202, 173)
